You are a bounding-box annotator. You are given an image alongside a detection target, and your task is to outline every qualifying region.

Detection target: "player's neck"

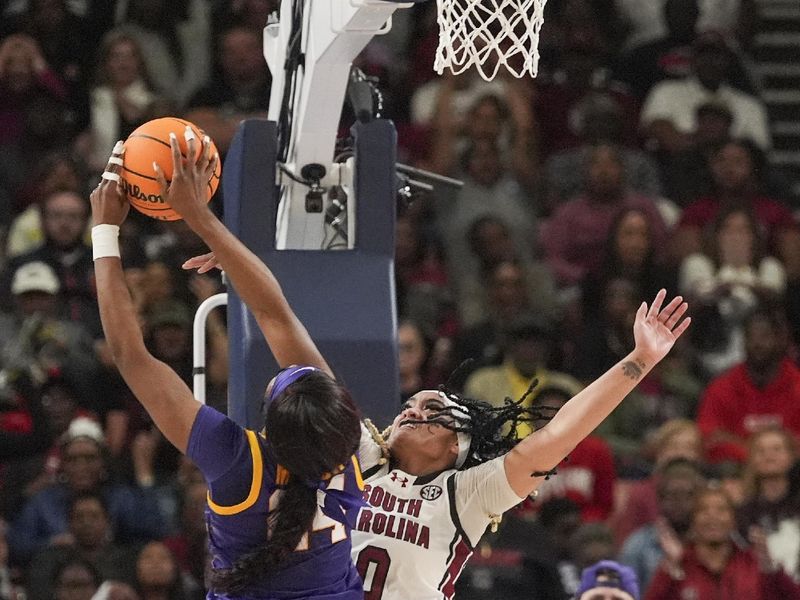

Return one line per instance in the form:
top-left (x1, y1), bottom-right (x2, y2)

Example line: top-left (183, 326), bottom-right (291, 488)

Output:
top-left (391, 448), bottom-right (455, 477)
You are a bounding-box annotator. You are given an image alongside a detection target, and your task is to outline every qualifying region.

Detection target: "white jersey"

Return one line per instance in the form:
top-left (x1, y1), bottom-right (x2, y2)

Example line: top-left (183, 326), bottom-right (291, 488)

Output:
top-left (352, 423), bottom-right (524, 599)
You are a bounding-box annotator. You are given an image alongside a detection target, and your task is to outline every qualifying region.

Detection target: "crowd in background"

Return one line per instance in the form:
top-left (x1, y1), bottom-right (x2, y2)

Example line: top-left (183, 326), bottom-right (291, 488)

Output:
top-left (1, 0), bottom-right (800, 598)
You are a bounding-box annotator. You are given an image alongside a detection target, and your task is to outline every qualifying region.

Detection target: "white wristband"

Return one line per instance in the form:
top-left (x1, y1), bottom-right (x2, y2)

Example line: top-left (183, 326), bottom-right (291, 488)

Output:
top-left (92, 224), bottom-right (121, 260)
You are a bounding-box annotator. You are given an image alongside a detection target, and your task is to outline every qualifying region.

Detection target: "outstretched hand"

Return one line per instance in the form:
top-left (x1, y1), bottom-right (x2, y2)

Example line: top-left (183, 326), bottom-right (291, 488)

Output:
top-left (633, 290), bottom-right (691, 364)
top-left (153, 126), bottom-right (218, 225)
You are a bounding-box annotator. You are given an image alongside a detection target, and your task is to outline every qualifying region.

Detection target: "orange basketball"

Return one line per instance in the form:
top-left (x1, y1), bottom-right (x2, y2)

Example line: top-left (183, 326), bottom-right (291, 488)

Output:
top-left (122, 117), bottom-right (221, 221)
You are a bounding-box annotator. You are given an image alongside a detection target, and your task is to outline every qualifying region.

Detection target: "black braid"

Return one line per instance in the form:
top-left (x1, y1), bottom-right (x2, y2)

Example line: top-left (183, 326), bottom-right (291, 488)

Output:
top-left (400, 368), bottom-right (561, 477)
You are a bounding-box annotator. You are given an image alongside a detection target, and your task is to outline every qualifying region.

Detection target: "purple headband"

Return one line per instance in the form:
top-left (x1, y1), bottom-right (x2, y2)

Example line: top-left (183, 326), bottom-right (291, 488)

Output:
top-left (269, 365), bottom-right (321, 401)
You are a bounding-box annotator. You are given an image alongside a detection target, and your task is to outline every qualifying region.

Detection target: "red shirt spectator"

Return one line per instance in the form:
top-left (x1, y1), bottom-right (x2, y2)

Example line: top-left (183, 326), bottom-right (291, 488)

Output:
top-left (698, 358), bottom-right (800, 440)
top-left (646, 546), bottom-right (800, 600)
top-left (528, 435), bottom-right (616, 522)
top-left (645, 485), bottom-right (800, 600)
top-left (696, 309), bottom-right (800, 462)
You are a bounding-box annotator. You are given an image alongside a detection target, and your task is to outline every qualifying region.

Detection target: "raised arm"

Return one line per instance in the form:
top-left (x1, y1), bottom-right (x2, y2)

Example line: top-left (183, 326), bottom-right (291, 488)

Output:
top-left (157, 129), bottom-right (332, 377)
top-left (91, 143), bottom-right (201, 453)
top-left (503, 290), bottom-right (690, 497)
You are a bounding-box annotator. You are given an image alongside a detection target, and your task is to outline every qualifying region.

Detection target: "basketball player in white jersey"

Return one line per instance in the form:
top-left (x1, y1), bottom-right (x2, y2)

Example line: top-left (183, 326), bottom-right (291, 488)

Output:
top-left (183, 255), bottom-right (690, 599)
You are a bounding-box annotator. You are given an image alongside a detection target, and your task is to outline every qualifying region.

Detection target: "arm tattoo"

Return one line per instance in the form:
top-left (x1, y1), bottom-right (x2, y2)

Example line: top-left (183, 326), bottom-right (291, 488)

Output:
top-left (621, 359), bottom-right (646, 380)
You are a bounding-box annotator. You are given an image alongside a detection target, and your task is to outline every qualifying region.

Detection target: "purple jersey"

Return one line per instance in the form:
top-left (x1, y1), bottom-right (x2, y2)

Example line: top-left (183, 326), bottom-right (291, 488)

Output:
top-left (187, 405), bottom-right (365, 599)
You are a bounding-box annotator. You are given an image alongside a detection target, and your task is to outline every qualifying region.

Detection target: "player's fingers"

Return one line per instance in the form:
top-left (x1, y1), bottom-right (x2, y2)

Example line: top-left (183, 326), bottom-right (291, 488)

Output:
top-left (206, 151), bottom-right (219, 182)
top-left (672, 317), bottom-right (691, 340)
top-left (100, 140), bottom-right (125, 186)
top-left (182, 252), bottom-right (215, 270)
top-left (665, 302), bottom-right (688, 330)
top-left (168, 132), bottom-right (183, 176)
top-left (197, 257), bottom-right (219, 274)
top-left (658, 295), bottom-right (683, 323)
top-left (184, 125), bottom-right (199, 170)
top-left (152, 161), bottom-right (169, 198)
top-left (647, 289), bottom-right (667, 320)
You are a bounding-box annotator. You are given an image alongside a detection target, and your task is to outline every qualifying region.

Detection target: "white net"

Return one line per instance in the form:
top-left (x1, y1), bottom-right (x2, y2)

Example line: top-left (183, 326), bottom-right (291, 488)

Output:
top-left (434, 0), bottom-right (547, 81)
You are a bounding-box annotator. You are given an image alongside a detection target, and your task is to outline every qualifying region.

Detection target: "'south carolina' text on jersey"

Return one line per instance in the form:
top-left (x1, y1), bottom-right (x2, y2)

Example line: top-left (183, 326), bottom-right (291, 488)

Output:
top-left (357, 484), bottom-right (431, 549)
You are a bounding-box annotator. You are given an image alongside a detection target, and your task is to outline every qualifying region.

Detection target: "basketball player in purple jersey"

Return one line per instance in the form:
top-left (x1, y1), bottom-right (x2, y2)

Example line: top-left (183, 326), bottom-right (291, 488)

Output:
top-left (90, 134), bottom-right (366, 599)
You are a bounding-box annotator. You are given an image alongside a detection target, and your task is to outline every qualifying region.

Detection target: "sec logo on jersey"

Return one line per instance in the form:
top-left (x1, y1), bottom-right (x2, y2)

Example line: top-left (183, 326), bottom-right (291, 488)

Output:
top-left (420, 484), bottom-right (443, 501)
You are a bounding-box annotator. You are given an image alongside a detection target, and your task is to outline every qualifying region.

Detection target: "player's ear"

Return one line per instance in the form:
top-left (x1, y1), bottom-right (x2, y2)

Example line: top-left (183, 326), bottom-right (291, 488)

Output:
top-left (450, 434), bottom-right (459, 458)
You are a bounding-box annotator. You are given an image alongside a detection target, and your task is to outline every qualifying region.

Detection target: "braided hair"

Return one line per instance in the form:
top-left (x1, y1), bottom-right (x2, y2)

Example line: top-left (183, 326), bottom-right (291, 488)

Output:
top-left (373, 361), bottom-right (563, 477)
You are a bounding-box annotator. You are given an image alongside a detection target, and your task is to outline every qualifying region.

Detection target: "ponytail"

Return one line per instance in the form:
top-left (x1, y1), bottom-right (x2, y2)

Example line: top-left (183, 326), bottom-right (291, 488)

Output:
top-left (210, 479), bottom-right (317, 594)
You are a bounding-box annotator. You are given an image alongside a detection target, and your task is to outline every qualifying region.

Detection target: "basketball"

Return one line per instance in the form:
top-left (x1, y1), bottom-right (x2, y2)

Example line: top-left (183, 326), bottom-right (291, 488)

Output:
top-left (122, 117), bottom-right (221, 221)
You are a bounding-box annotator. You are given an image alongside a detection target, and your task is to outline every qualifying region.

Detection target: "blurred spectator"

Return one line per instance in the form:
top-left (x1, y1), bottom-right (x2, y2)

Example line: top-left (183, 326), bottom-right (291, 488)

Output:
top-left (644, 486), bottom-right (800, 599)
top-left (619, 458), bottom-right (706, 590)
top-left (0, 521), bottom-right (25, 599)
top-left (559, 523), bottom-right (620, 598)
top-left (1, 190), bottom-right (100, 338)
top-left (534, 30), bottom-right (640, 157)
top-left (507, 498), bottom-right (583, 600)
top-left (394, 213), bottom-right (454, 341)
top-left (162, 480), bottom-right (207, 598)
top-left (114, 0), bottom-right (211, 107)
top-left (526, 381), bottom-right (617, 522)
top-left (427, 83), bottom-right (538, 190)
top-left (26, 492), bottom-right (136, 600)
top-left (615, 0), bottom-right (700, 99)
top-left (0, 262), bottom-right (100, 396)
top-left (738, 426), bottom-right (797, 534)
top-left (211, 0), bottom-right (276, 35)
top-left (0, 33), bottom-right (72, 223)
top-left (52, 556), bottom-right (101, 600)
top-left (143, 301), bottom-right (193, 387)
top-left (0, 0), bottom-right (93, 110)
top-left (75, 30), bottom-right (169, 174)
top-left (612, 422), bottom-right (704, 542)
top-left (397, 320), bottom-right (434, 403)
top-left (5, 152), bottom-right (89, 259)
top-left (662, 101), bottom-right (733, 206)
top-left (435, 139), bottom-right (540, 326)
top-left (697, 308), bottom-right (800, 463)
top-left (680, 207), bottom-right (786, 377)
top-left (133, 541), bottom-right (187, 600)
top-left (543, 95), bottom-right (663, 211)
top-left (184, 25), bottom-right (270, 155)
top-left (765, 462), bottom-right (800, 582)
top-left (572, 277), bottom-right (638, 381)
top-left (8, 423), bottom-right (166, 564)
top-left (4, 373), bottom-right (101, 514)
top-left (410, 68), bottom-right (508, 130)
top-left (0, 374), bottom-right (51, 462)
top-left (581, 208), bottom-right (675, 321)
top-left (615, 0), bottom-right (754, 100)
top-left (615, 0), bottom-right (754, 51)
top-left (541, 144), bottom-right (667, 288)
top-left (672, 139), bottom-right (800, 277)
top-left (640, 31), bottom-right (771, 152)
top-left (465, 314), bottom-right (580, 434)
top-left (453, 260), bottom-right (554, 369)
top-left (576, 560), bottom-right (640, 600)
top-left (456, 216), bottom-right (558, 332)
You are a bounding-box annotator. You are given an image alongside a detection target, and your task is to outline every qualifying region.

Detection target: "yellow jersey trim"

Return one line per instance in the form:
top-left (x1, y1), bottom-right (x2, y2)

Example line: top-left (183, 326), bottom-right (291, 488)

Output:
top-left (207, 430), bottom-right (263, 515)
top-left (352, 455), bottom-right (365, 490)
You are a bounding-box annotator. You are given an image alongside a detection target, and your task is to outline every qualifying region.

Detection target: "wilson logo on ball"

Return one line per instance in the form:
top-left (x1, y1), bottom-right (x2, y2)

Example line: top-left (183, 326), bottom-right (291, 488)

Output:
top-left (122, 179), bottom-right (164, 204)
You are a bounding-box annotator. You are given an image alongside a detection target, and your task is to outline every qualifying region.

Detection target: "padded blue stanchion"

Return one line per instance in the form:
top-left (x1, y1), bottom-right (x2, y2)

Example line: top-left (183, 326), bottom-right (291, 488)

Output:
top-left (223, 119), bottom-right (399, 429)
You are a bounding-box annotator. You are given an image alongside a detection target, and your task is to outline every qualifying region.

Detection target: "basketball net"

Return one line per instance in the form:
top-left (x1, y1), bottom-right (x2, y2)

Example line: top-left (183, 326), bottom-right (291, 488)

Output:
top-left (434, 0), bottom-right (547, 81)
